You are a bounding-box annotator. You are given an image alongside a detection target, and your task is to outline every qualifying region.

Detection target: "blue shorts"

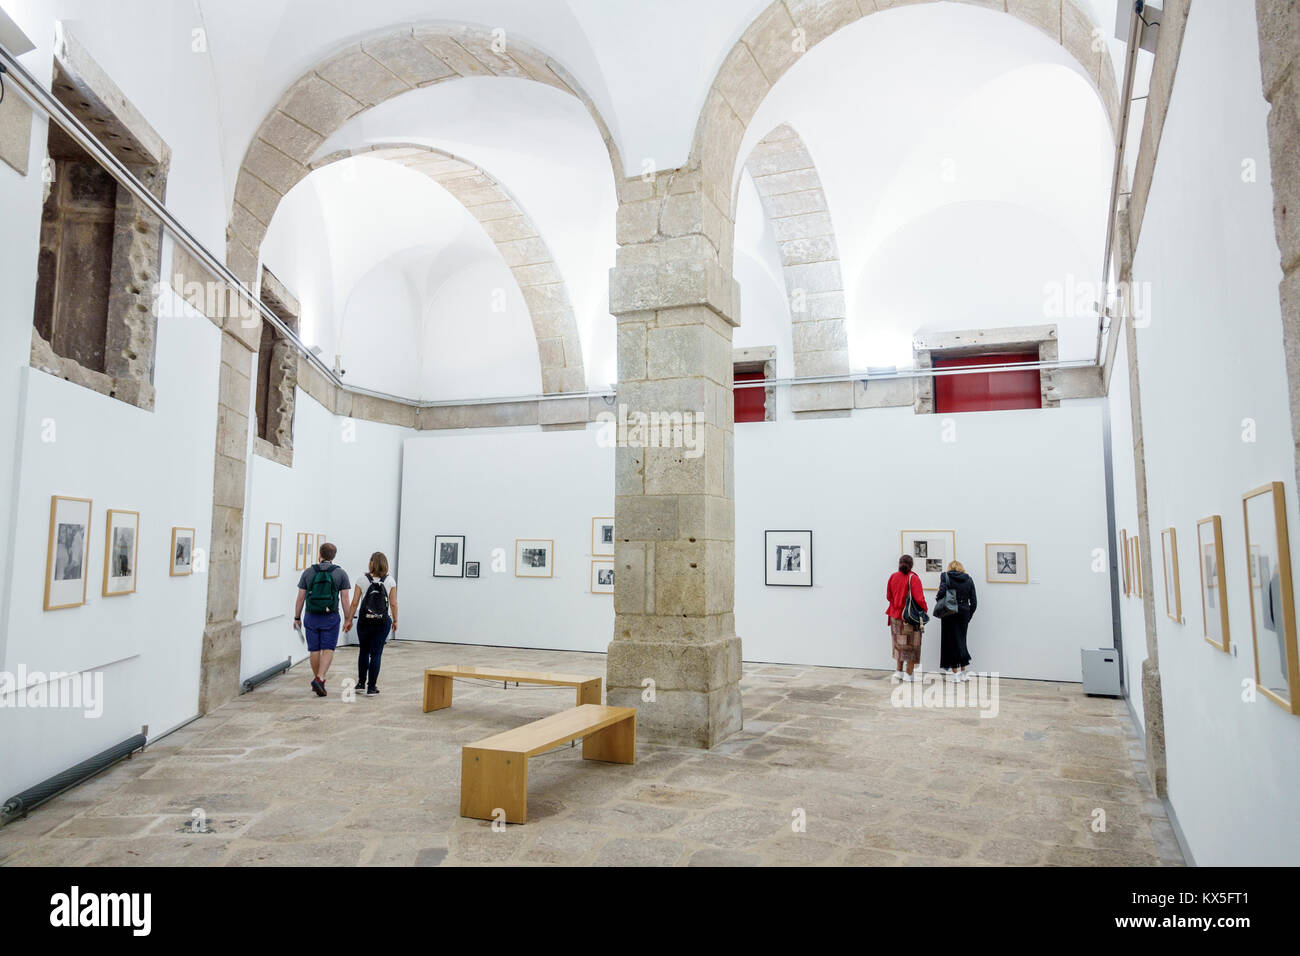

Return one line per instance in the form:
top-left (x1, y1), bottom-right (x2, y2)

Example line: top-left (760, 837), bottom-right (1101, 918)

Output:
top-left (303, 611), bottom-right (341, 652)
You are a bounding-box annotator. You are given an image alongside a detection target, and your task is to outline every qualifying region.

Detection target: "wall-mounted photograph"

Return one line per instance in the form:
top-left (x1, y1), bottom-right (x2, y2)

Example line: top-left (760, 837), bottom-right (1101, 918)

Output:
top-left (515, 539), bottom-right (553, 578)
top-left (465, 561), bottom-right (480, 579)
top-left (591, 516), bottom-right (615, 556)
top-left (765, 530), bottom-right (812, 587)
top-left (985, 542), bottom-right (1027, 584)
top-left (1161, 527), bottom-right (1182, 623)
top-left (103, 509), bottom-right (139, 597)
top-left (591, 559), bottom-right (615, 594)
top-left (44, 495), bottom-right (92, 611)
top-left (1243, 482), bottom-right (1299, 714)
top-left (434, 534), bottom-right (466, 578)
top-left (171, 526), bottom-right (195, 577)
top-left (901, 530), bottom-right (955, 591)
top-left (264, 522), bottom-right (282, 579)
top-left (1197, 515), bottom-right (1229, 653)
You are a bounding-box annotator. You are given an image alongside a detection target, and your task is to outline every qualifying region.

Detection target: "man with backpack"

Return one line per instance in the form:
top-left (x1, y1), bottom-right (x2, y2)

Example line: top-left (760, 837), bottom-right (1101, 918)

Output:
top-left (348, 551), bottom-right (397, 696)
top-left (293, 541), bottom-right (352, 696)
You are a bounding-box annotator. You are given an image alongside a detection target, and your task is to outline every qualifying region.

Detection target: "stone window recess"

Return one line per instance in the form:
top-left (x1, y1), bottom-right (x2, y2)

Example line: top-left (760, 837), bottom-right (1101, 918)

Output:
top-left (253, 267), bottom-right (301, 467)
top-left (913, 326), bottom-right (1064, 414)
top-left (29, 27), bottom-right (170, 411)
top-left (733, 347), bottom-right (776, 423)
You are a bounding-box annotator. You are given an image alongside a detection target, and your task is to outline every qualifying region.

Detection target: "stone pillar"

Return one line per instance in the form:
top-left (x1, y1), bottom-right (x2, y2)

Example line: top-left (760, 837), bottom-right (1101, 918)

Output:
top-left (605, 178), bottom-right (743, 749)
top-left (1255, 0), bottom-right (1300, 496)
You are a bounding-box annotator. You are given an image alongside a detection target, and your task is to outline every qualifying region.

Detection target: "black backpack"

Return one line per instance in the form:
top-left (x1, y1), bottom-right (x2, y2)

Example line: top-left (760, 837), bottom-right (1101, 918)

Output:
top-left (359, 573), bottom-right (389, 623)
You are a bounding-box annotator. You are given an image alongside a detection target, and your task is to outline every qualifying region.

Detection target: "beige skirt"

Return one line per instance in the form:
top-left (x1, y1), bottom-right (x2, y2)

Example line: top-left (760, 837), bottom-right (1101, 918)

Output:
top-left (890, 617), bottom-right (923, 664)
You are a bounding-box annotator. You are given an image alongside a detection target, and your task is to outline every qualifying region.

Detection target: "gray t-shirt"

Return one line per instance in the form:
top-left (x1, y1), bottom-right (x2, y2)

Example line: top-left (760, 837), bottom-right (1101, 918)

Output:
top-left (298, 561), bottom-right (351, 603)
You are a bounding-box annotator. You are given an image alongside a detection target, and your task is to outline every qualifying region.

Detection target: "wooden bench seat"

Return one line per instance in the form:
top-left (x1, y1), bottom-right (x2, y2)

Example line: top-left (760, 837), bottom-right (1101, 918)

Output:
top-left (422, 665), bottom-right (601, 713)
top-left (460, 704), bottom-right (636, 823)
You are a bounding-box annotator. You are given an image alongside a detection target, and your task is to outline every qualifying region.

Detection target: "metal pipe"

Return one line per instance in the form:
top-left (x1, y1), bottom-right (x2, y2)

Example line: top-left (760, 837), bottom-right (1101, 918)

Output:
top-left (240, 656), bottom-right (292, 694)
top-left (1094, 1), bottom-right (1149, 365)
top-left (0, 733), bottom-right (147, 827)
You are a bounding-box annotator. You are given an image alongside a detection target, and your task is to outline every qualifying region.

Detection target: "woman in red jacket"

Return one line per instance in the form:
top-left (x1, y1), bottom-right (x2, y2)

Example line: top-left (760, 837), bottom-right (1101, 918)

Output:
top-left (886, 554), bottom-right (928, 681)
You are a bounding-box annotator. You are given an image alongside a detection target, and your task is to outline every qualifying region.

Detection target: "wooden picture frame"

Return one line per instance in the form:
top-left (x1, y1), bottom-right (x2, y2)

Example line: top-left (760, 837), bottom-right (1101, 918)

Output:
top-left (1120, 529), bottom-right (1130, 597)
top-left (170, 526), bottom-right (196, 577)
top-left (1242, 482), bottom-right (1300, 714)
top-left (102, 509), bottom-right (140, 597)
top-left (591, 516), bottom-right (615, 556)
top-left (985, 542), bottom-right (1028, 584)
top-left (264, 522), bottom-right (282, 579)
top-left (293, 532), bottom-right (306, 571)
top-left (515, 539), bottom-right (554, 578)
top-left (900, 529), bottom-right (956, 591)
top-left (44, 495), bottom-right (92, 611)
top-left (1131, 536), bottom-right (1143, 599)
top-left (591, 559), bottom-right (615, 594)
top-left (1197, 515), bottom-right (1230, 653)
top-left (1161, 527), bottom-right (1182, 622)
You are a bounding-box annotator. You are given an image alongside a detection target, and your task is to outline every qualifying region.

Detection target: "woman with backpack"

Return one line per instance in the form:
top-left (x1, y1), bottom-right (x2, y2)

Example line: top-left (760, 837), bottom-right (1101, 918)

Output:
top-left (935, 560), bottom-right (977, 681)
top-left (350, 551), bottom-right (397, 696)
top-left (886, 554), bottom-right (928, 682)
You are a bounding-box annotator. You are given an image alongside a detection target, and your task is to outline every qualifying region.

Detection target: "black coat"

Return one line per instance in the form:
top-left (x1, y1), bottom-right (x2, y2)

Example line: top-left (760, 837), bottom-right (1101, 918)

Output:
top-left (936, 571), bottom-right (977, 614)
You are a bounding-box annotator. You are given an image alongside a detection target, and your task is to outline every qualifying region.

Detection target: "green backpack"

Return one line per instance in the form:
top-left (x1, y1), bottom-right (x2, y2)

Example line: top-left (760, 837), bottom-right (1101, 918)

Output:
top-left (305, 564), bottom-right (338, 614)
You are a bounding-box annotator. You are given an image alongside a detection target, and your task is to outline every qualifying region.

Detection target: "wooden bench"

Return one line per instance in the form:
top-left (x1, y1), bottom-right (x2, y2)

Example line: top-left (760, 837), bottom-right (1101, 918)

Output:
top-left (421, 665), bottom-right (601, 713)
top-left (460, 704), bottom-right (636, 823)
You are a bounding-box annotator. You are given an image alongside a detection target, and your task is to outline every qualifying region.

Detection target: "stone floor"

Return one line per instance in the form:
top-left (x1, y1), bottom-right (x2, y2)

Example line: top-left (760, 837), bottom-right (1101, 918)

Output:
top-left (0, 642), bottom-right (1184, 866)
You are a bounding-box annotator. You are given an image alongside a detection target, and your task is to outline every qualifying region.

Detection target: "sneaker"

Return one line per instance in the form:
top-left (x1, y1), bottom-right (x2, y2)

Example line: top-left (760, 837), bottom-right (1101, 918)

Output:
top-left (366, 686), bottom-right (379, 696)
top-left (944, 669), bottom-right (960, 682)
top-left (311, 678), bottom-right (325, 697)
top-left (891, 670), bottom-right (904, 682)
top-left (903, 671), bottom-right (918, 682)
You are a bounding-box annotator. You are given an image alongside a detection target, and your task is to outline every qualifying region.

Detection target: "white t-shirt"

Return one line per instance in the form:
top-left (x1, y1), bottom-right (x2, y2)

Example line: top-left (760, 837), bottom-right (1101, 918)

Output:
top-left (355, 572), bottom-right (396, 595)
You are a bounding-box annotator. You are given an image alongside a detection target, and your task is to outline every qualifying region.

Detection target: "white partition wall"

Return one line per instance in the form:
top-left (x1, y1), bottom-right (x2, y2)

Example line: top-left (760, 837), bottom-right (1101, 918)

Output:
top-left (396, 402), bottom-right (1113, 681)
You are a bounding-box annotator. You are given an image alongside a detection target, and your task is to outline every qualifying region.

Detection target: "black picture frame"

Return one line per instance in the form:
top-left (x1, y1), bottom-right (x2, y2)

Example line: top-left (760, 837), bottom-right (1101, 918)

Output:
top-left (433, 534), bottom-right (466, 578)
top-left (765, 530), bottom-right (813, 587)
top-left (465, 561), bottom-right (480, 579)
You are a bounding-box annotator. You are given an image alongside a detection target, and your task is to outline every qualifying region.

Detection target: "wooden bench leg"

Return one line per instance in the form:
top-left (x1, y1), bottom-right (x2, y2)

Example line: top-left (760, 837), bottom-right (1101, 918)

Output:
top-left (582, 713), bottom-right (636, 764)
top-left (576, 678), bottom-right (602, 706)
top-left (422, 673), bottom-right (453, 713)
top-left (460, 748), bottom-right (528, 823)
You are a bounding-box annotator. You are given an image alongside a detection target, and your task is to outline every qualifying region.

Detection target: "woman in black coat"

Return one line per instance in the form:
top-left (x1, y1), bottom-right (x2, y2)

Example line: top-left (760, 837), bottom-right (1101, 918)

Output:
top-left (936, 560), bottom-right (977, 680)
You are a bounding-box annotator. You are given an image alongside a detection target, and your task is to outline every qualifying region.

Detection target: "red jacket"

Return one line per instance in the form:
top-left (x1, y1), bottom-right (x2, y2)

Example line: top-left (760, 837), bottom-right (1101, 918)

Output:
top-left (886, 570), bottom-right (927, 618)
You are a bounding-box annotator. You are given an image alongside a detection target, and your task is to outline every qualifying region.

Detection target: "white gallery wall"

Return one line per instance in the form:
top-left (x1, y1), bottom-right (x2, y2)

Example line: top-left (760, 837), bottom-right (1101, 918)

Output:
top-left (1126, 1), bottom-right (1300, 866)
top-left (396, 404), bottom-right (1112, 682)
top-left (735, 403), bottom-right (1113, 679)
top-left (238, 390), bottom-right (409, 681)
top-left (0, 289), bottom-right (220, 798)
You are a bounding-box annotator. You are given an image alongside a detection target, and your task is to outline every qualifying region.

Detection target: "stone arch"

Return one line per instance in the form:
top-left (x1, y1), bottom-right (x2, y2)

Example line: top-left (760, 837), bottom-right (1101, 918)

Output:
top-left (227, 23), bottom-right (623, 393)
top-left (312, 143), bottom-right (586, 394)
top-left (742, 122), bottom-right (851, 412)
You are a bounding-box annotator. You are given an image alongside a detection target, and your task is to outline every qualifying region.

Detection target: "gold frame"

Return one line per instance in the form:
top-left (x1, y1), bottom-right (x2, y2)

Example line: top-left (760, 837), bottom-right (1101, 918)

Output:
top-left (1197, 515), bottom-right (1230, 653)
top-left (899, 529), bottom-right (957, 591)
top-left (170, 526), bottom-right (196, 577)
top-left (1120, 529), bottom-right (1130, 597)
top-left (102, 508), bottom-right (140, 597)
top-left (1161, 527), bottom-right (1182, 622)
top-left (984, 542), bottom-right (1028, 584)
top-left (264, 522), bottom-right (282, 579)
top-left (515, 538), bottom-right (554, 578)
top-left (591, 516), bottom-right (615, 557)
top-left (1242, 482), bottom-right (1300, 714)
top-left (590, 559), bottom-right (614, 594)
top-left (44, 495), bottom-right (92, 611)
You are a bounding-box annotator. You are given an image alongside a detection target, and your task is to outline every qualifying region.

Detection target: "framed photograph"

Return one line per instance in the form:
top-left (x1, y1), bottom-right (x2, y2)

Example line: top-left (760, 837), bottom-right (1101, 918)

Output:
top-left (44, 495), bottom-right (92, 611)
top-left (985, 542), bottom-right (1027, 584)
top-left (102, 509), bottom-right (139, 597)
top-left (1120, 529), bottom-right (1130, 597)
top-left (293, 532), bottom-right (306, 571)
top-left (591, 559), bottom-right (615, 594)
top-left (171, 526), bottom-right (195, 577)
top-left (465, 561), bottom-right (480, 579)
top-left (1130, 536), bottom-right (1143, 598)
top-left (264, 522), bottom-right (282, 579)
top-left (1161, 527), bottom-right (1182, 622)
top-left (901, 530), bottom-right (955, 591)
top-left (515, 539), bottom-right (554, 578)
top-left (1242, 482), bottom-right (1300, 714)
top-left (765, 530), bottom-right (812, 587)
top-left (592, 516), bottom-right (615, 556)
top-left (1197, 516), bottom-right (1230, 653)
top-left (434, 534), bottom-right (465, 577)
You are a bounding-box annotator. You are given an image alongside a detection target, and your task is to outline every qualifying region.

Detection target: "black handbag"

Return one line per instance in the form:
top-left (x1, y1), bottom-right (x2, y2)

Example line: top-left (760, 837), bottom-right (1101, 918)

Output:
top-left (934, 572), bottom-right (959, 618)
top-left (901, 572), bottom-right (929, 627)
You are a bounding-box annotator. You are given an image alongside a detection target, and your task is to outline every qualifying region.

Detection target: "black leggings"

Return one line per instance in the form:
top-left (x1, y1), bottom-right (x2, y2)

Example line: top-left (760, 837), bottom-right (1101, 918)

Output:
top-left (357, 619), bottom-right (391, 689)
